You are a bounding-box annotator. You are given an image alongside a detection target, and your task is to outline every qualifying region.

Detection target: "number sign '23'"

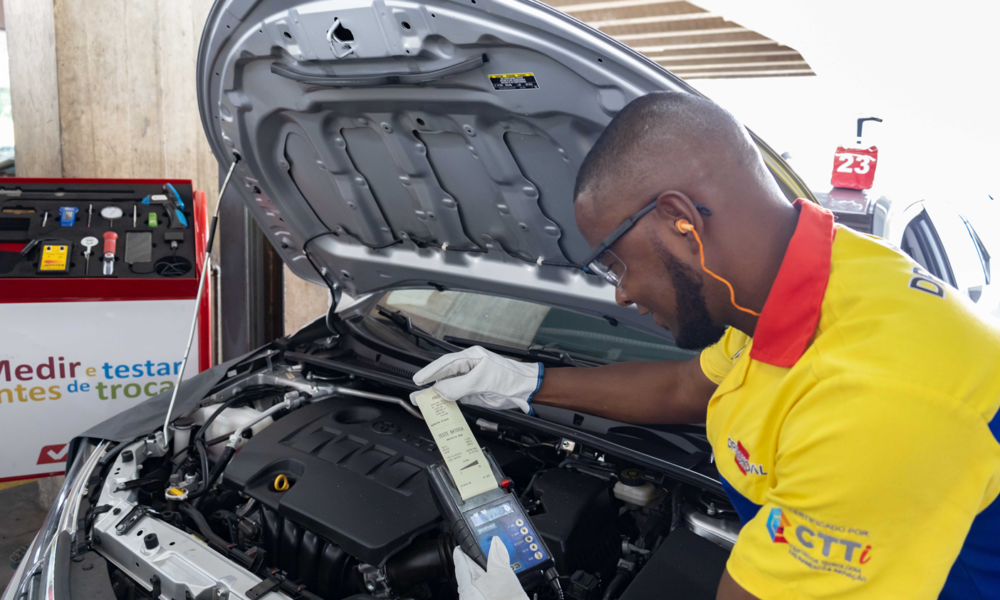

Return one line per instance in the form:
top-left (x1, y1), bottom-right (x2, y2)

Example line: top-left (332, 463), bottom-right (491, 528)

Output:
top-left (831, 146), bottom-right (878, 190)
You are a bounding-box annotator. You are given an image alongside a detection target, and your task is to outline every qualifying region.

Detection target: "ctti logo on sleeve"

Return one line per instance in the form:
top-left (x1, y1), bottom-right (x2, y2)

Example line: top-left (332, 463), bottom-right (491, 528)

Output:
top-left (767, 507), bottom-right (873, 583)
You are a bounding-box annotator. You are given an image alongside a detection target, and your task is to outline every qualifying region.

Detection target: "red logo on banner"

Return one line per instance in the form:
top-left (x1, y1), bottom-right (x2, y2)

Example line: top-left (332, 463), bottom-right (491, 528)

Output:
top-left (831, 146), bottom-right (878, 190)
top-left (37, 444), bottom-right (69, 465)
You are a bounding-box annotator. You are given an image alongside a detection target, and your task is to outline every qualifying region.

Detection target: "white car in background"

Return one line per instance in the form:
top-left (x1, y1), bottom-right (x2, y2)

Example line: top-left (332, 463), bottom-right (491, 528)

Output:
top-left (815, 188), bottom-right (996, 313)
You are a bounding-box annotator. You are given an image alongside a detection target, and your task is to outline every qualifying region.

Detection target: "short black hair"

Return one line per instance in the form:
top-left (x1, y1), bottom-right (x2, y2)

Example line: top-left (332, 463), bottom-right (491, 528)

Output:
top-left (574, 91), bottom-right (753, 202)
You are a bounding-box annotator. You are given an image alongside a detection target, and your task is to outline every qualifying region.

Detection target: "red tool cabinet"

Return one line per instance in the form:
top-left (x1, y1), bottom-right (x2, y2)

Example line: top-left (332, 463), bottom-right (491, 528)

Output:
top-left (0, 178), bottom-right (211, 481)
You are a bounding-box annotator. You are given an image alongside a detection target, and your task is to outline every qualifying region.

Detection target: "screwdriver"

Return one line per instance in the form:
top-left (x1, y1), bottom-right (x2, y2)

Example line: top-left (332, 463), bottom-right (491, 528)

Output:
top-left (42, 211), bottom-right (48, 227)
top-left (87, 204), bottom-right (93, 227)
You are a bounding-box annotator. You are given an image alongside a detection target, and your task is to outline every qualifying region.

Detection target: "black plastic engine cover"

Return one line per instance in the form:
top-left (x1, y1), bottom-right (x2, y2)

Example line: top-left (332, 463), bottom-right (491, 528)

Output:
top-left (223, 397), bottom-right (444, 566)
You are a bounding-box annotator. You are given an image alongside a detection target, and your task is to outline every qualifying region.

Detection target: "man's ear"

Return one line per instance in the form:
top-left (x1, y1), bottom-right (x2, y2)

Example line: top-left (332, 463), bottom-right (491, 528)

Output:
top-left (655, 191), bottom-right (704, 238)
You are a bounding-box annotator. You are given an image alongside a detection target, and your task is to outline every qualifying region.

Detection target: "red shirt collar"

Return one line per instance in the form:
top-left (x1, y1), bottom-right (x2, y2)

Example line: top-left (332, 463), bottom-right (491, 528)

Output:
top-left (749, 198), bottom-right (836, 368)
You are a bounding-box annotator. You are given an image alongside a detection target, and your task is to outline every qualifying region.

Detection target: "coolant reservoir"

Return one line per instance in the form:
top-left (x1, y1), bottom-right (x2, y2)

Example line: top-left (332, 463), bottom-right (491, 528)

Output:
top-left (192, 406), bottom-right (273, 460)
top-left (613, 468), bottom-right (664, 507)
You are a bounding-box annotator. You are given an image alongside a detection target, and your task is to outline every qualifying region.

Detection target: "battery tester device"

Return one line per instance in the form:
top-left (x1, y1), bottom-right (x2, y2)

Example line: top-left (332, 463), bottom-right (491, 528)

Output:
top-left (428, 451), bottom-right (555, 587)
top-left (413, 389), bottom-right (560, 594)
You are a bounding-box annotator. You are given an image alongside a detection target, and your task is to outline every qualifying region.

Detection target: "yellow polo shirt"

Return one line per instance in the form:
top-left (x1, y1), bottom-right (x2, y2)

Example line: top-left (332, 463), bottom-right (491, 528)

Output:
top-left (700, 199), bottom-right (1000, 599)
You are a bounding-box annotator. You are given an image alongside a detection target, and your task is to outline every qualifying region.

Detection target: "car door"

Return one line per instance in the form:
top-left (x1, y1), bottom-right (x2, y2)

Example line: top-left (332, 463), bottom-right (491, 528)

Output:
top-left (899, 204), bottom-right (955, 286)
top-left (894, 200), bottom-right (992, 306)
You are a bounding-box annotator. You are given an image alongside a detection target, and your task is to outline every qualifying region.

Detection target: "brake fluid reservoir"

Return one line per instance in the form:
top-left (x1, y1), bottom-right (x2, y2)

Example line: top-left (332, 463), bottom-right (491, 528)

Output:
top-left (171, 416), bottom-right (195, 458)
top-left (613, 468), bottom-right (664, 507)
top-left (192, 406), bottom-right (274, 461)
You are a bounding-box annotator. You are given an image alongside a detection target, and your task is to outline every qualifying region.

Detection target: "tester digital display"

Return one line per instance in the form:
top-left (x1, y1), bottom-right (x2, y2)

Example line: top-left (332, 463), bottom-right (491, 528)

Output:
top-left (470, 502), bottom-right (514, 527)
top-left (428, 449), bottom-right (556, 590)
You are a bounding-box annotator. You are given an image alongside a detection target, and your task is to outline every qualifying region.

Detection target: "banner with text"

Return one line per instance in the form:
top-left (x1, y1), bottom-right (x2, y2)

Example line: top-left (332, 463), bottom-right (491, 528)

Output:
top-left (0, 300), bottom-right (200, 480)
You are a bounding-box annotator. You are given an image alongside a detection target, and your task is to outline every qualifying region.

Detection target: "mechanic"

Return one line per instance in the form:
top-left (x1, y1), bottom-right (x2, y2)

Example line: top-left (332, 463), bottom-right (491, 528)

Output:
top-left (415, 92), bottom-right (1000, 599)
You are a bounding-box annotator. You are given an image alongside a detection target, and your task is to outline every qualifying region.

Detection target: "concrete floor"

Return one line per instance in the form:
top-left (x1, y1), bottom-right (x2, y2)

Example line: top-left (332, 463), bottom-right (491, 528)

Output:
top-left (0, 482), bottom-right (48, 592)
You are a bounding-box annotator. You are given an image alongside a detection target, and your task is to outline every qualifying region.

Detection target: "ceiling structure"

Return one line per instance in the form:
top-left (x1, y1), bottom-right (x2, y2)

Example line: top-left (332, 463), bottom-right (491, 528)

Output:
top-left (546, 0), bottom-right (815, 79)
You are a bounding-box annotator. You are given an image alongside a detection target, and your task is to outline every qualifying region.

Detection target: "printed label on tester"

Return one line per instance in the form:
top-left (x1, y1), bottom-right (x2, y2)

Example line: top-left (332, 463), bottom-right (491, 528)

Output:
top-left (489, 73), bottom-right (539, 90)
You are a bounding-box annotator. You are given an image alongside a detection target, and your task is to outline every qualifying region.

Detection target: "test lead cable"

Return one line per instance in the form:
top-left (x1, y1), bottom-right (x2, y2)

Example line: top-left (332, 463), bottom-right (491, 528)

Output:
top-left (161, 156), bottom-right (240, 450)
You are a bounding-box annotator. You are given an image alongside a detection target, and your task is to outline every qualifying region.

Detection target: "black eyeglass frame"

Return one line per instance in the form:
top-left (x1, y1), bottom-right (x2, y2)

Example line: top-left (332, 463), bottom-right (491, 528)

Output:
top-left (581, 199), bottom-right (712, 270)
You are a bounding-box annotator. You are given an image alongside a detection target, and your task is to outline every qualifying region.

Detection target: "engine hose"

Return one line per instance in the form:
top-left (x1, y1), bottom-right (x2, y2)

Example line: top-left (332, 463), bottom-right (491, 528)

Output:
top-left (195, 396), bottom-right (243, 443)
top-left (189, 446), bottom-right (235, 503)
top-left (188, 438), bottom-right (210, 497)
top-left (190, 385), bottom-right (285, 446)
top-left (385, 535), bottom-right (454, 590)
top-left (601, 570), bottom-right (631, 600)
top-left (177, 503), bottom-right (231, 550)
top-left (181, 386), bottom-right (284, 502)
top-left (670, 486), bottom-right (683, 532)
top-left (519, 469), bottom-right (548, 501)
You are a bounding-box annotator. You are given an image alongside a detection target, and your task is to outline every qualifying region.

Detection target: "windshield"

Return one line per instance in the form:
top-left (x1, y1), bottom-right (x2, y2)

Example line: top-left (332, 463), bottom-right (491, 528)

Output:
top-left (373, 289), bottom-right (696, 364)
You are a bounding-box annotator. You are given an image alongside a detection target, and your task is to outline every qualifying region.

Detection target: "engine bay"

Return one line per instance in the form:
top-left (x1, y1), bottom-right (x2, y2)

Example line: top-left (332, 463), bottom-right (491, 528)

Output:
top-left (73, 336), bottom-right (739, 600)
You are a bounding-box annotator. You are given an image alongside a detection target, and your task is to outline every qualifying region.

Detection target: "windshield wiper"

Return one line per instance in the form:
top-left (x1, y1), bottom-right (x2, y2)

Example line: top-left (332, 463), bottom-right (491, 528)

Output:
top-left (443, 336), bottom-right (595, 367)
top-left (372, 306), bottom-right (594, 366)
top-left (375, 306), bottom-right (461, 352)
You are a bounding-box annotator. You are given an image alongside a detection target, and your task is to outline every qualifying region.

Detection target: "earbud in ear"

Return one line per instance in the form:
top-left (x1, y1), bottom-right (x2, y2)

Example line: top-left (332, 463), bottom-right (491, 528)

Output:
top-left (675, 219), bottom-right (694, 234)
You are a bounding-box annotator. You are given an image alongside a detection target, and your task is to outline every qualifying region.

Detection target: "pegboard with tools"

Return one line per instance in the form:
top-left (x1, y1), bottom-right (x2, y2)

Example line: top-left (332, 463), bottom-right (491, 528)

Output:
top-left (0, 180), bottom-right (201, 280)
top-left (0, 179), bottom-right (212, 481)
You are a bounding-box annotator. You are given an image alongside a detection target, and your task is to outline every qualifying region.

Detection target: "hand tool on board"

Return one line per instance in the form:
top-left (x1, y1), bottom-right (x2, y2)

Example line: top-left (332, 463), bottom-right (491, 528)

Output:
top-left (81, 236), bottom-right (98, 275)
top-left (102, 231), bottom-right (118, 275)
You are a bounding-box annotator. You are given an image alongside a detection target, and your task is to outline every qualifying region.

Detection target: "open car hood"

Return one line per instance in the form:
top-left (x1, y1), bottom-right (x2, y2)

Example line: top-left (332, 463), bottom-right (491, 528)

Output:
top-left (197, 0), bottom-right (813, 336)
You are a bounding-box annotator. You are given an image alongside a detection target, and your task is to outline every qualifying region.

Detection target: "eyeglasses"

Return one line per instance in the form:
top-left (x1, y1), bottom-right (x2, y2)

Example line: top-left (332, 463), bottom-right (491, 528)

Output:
top-left (582, 199), bottom-right (712, 288)
top-left (587, 248), bottom-right (629, 288)
top-left (582, 200), bottom-right (659, 288)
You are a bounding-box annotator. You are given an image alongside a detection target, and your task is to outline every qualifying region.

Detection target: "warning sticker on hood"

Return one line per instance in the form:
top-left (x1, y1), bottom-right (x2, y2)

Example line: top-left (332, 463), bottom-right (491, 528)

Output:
top-left (489, 73), bottom-right (538, 90)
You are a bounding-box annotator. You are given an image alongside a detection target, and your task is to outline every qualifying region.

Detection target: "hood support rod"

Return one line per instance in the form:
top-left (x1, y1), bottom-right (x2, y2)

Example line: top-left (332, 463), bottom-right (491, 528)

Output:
top-left (161, 156), bottom-right (240, 450)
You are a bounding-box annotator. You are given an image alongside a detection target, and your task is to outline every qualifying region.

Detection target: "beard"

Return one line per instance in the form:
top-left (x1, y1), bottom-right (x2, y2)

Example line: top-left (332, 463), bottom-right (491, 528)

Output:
top-left (652, 239), bottom-right (727, 351)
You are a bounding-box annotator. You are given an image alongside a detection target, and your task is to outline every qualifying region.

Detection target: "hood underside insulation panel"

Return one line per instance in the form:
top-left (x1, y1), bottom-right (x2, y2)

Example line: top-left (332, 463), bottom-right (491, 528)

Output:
top-left (197, 0), bottom-right (808, 337)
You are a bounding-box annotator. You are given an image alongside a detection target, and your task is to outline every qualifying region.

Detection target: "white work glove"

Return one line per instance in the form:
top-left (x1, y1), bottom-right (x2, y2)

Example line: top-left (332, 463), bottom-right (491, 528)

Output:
top-left (453, 537), bottom-right (529, 600)
top-left (411, 346), bottom-right (543, 414)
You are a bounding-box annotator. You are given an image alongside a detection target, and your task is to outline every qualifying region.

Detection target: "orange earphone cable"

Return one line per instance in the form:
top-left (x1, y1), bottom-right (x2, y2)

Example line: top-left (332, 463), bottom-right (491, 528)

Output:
top-left (681, 222), bottom-right (761, 317)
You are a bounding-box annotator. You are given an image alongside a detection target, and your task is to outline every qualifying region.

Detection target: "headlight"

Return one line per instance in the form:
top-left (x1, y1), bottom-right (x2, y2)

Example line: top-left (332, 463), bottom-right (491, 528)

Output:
top-left (2, 441), bottom-right (108, 600)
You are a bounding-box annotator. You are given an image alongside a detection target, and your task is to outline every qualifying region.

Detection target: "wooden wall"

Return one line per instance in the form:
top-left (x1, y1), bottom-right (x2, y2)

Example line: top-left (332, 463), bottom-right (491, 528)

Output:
top-left (51, 0), bottom-right (219, 198)
top-left (4, 0), bottom-right (328, 352)
top-left (5, 0), bottom-right (61, 177)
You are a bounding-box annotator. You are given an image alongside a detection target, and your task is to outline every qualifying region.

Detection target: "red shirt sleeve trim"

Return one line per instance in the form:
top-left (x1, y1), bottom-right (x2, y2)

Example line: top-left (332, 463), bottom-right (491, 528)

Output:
top-left (749, 199), bottom-right (836, 368)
